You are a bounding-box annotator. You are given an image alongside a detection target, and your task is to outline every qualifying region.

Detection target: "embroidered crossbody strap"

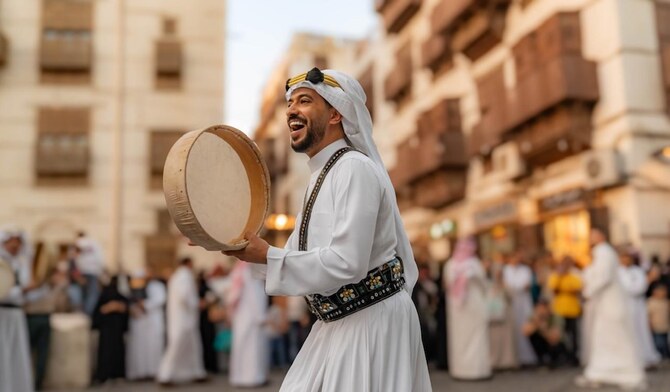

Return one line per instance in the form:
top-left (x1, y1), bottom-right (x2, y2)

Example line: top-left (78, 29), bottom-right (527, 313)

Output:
top-left (298, 146), bottom-right (353, 251)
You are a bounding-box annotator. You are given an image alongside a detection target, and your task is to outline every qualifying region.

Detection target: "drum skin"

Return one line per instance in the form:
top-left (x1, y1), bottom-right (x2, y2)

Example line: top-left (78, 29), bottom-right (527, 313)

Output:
top-left (163, 125), bottom-right (271, 251)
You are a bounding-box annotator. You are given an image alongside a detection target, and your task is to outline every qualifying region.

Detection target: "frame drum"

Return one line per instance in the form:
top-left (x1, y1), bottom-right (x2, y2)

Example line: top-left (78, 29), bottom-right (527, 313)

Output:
top-left (0, 261), bottom-right (14, 299)
top-left (163, 125), bottom-right (271, 251)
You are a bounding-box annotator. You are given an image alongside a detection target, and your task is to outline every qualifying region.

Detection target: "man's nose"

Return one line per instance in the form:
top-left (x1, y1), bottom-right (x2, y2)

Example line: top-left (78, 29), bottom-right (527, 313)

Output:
top-left (286, 102), bottom-right (298, 117)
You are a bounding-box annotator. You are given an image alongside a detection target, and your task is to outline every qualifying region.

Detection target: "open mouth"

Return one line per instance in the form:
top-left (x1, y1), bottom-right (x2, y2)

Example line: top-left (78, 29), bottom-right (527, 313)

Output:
top-left (288, 119), bottom-right (306, 136)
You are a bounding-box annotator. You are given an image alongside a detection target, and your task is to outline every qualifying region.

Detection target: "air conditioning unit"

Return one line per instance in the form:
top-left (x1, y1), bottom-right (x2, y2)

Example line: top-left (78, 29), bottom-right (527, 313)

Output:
top-left (581, 149), bottom-right (622, 190)
top-left (492, 141), bottom-right (526, 181)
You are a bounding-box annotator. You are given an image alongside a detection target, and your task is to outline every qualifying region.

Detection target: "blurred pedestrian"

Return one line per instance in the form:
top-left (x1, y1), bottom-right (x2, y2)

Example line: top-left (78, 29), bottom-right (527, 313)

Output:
top-left (546, 256), bottom-right (582, 365)
top-left (286, 295), bottom-right (310, 363)
top-left (413, 263), bottom-right (439, 361)
top-left (92, 275), bottom-right (129, 384)
top-left (618, 247), bottom-right (660, 367)
top-left (266, 296), bottom-right (289, 368)
top-left (503, 252), bottom-right (537, 366)
top-left (647, 284), bottom-right (670, 359)
top-left (75, 231), bottom-right (105, 316)
top-left (227, 261), bottom-right (269, 387)
top-left (198, 272), bottom-right (219, 374)
top-left (444, 237), bottom-right (491, 380)
top-left (0, 228), bottom-right (35, 392)
top-left (126, 269), bottom-right (166, 380)
top-left (523, 299), bottom-right (568, 368)
top-left (646, 255), bottom-right (670, 298)
top-left (157, 257), bottom-right (206, 385)
top-left (576, 228), bottom-right (645, 390)
top-left (487, 260), bottom-right (518, 370)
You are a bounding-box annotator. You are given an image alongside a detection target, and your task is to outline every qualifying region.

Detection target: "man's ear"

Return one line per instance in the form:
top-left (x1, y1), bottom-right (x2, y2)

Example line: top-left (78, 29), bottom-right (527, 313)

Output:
top-left (329, 108), bottom-right (342, 125)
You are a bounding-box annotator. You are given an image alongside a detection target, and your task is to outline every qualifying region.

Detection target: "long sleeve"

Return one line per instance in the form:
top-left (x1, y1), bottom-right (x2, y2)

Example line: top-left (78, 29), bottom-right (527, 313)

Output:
top-left (265, 159), bottom-right (383, 296)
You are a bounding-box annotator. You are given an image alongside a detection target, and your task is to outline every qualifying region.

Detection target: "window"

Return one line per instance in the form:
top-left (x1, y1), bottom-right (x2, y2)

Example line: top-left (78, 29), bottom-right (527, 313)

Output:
top-left (40, 0), bottom-right (93, 84)
top-left (155, 18), bottom-right (182, 90)
top-left (35, 107), bottom-right (90, 184)
top-left (149, 130), bottom-right (184, 189)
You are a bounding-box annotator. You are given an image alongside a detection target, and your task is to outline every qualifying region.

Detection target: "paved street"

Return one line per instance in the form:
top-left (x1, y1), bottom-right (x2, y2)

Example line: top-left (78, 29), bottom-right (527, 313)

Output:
top-left (58, 365), bottom-right (670, 392)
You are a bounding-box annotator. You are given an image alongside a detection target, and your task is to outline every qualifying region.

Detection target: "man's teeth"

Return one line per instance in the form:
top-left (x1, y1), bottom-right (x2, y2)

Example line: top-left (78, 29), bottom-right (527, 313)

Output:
top-left (290, 121), bottom-right (305, 129)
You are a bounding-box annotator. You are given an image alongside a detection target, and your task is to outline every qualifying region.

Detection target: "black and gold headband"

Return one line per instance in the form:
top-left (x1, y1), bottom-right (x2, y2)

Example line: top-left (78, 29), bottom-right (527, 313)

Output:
top-left (285, 67), bottom-right (343, 92)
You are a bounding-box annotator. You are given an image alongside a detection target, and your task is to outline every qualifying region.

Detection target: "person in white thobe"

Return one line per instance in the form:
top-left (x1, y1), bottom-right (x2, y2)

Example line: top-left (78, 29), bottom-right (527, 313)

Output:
top-left (227, 261), bottom-right (269, 387)
top-left (126, 271), bottom-right (167, 380)
top-left (0, 228), bottom-right (35, 392)
top-left (503, 254), bottom-right (537, 366)
top-left (218, 69), bottom-right (431, 392)
top-left (444, 237), bottom-right (491, 380)
top-left (576, 228), bottom-right (646, 390)
top-left (617, 249), bottom-right (660, 367)
top-left (156, 258), bottom-right (206, 384)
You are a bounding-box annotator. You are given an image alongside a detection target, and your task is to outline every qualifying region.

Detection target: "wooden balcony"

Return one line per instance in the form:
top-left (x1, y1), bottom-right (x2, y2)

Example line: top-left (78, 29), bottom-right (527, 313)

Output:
top-left (36, 133), bottom-right (89, 177)
top-left (417, 98), bottom-right (461, 137)
top-left (431, 0), bottom-right (473, 34)
top-left (451, 6), bottom-right (507, 61)
top-left (43, 0), bottom-right (93, 30)
top-left (40, 35), bottom-right (91, 72)
top-left (384, 44), bottom-right (412, 102)
top-left (156, 40), bottom-right (182, 75)
top-left (377, 0), bottom-right (422, 34)
top-left (0, 33), bottom-right (7, 66)
top-left (513, 103), bottom-right (592, 167)
top-left (413, 169), bottom-right (466, 208)
top-left (421, 33), bottom-right (452, 74)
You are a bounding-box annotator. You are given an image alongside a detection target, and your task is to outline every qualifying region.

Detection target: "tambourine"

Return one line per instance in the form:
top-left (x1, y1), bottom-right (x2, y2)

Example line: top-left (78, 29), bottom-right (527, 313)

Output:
top-left (163, 125), bottom-right (271, 251)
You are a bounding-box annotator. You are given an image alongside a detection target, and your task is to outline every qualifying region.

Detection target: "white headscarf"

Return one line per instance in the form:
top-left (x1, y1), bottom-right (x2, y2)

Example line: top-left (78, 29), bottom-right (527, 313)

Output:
top-left (286, 69), bottom-right (418, 291)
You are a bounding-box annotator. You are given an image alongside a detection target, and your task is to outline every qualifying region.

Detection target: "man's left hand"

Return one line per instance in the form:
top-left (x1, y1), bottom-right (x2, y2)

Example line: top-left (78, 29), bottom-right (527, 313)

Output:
top-left (222, 231), bottom-right (269, 264)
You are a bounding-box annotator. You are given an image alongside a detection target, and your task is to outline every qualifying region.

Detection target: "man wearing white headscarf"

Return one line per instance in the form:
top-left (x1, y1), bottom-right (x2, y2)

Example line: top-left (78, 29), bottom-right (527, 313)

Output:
top-left (219, 68), bottom-right (431, 391)
top-left (444, 237), bottom-right (491, 380)
top-left (0, 227), bottom-right (35, 392)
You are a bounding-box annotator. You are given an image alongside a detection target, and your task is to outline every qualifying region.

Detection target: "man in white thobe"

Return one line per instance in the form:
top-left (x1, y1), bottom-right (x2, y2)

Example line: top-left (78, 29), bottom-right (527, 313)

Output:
top-left (444, 237), bottom-right (491, 380)
top-left (617, 249), bottom-right (660, 367)
top-left (0, 228), bottom-right (35, 392)
top-left (227, 261), bottom-right (269, 387)
top-left (156, 257), bottom-right (206, 385)
top-left (576, 228), bottom-right (646, 390)
top-left (126, 270), bottom-right (167, 380)
top-left (219, 68), bottom-right (431, 391)
top-left (74, 232), bottom-right (105, 316)
top-left (503, 254), bottom-right (537, 365)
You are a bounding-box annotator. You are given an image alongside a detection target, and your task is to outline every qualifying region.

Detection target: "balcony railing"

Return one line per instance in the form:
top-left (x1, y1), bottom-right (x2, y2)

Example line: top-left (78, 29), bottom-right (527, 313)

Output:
top-left (40, 34), bottom-right (92, 72)
top-left (384, 44), bottom-right (412, 102)
top-left (377, 0), bottom-right (422, 34)
top-left (413, 169), bottom-right (466, 208)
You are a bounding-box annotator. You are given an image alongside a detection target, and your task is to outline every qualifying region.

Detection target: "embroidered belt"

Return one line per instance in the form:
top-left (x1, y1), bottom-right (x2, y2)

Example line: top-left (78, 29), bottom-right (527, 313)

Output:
top-left (305, 257), bottom-right (405, 323)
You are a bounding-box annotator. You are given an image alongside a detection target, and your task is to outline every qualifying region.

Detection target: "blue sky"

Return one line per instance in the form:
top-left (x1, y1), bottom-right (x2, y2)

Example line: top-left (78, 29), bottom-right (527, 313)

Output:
top-left (224, 0), bottom-right (379, 135)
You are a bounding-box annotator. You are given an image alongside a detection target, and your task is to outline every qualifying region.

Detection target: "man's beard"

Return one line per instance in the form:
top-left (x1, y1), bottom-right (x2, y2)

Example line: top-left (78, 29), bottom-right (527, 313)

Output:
top-left (291, 117), bottom-right (327, 153)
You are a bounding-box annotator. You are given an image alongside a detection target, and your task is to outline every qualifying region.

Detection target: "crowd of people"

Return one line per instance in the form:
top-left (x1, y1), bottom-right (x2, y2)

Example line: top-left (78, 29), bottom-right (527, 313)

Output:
top-left (0, 226), bottom-right (315, 392)
top-left (413, 227), bottom-right (670, 390)
top-left (2, 224), bottom-right (670, 391)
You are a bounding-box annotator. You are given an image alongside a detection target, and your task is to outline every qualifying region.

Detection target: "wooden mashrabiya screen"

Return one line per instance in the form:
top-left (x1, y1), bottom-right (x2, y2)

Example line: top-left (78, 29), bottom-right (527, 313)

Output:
top-left (163, 125), bottom-right (271, 251)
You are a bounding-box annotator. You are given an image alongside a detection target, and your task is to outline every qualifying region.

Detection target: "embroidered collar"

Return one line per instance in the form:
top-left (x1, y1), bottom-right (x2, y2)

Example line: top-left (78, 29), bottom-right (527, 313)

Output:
top-left (307, 139), bottom-right (349, 174)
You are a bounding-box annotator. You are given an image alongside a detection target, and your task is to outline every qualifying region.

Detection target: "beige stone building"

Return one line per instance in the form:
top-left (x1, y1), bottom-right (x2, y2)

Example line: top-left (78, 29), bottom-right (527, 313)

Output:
top-left (0, 0), bottom-right (225, 274)
top-left (259, 0), bottom-right (670, 264)
top-left (372, 0), bottom-right (670, 264)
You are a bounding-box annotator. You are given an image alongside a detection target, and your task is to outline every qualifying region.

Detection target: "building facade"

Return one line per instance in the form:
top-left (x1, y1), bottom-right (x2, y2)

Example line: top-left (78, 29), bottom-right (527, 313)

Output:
top-left (259, 0), bottom-right (670, 264)
top-left (0, 0), bottom-right (226, 274)
top-left (372, 0), bottom-right (670, 264)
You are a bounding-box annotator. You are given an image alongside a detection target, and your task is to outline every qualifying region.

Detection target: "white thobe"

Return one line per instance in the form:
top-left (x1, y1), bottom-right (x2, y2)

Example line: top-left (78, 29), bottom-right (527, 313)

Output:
top-left (502, 264), bottom-right (537, 365)
top-left (156, 266), bottom-right (205, 383)
top-left (0, 251), bottom-right (34, 392)
top-left (618, 265), bottom-right (660, 367)
top-left (581, 243), bottom-right (645, 387)
top-left (126, 280), bottom-right (167, 380)
top-left (253, 140), bottom-right (431, 392)
top-left (228, 264), bottom-right (269, 387)
top-left (445, 258), bottom-right (491, 380)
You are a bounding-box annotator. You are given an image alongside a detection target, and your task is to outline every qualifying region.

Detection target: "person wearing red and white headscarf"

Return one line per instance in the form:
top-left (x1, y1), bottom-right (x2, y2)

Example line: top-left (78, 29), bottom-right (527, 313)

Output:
top-left (444, 237), bottom-right (491, 380)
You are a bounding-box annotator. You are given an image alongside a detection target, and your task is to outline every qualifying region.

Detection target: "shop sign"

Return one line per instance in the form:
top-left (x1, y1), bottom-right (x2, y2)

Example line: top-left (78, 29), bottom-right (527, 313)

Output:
top-left (539, 188), bottom-right (586, 213)
top-left (474, 201), bottom-right (518, 229)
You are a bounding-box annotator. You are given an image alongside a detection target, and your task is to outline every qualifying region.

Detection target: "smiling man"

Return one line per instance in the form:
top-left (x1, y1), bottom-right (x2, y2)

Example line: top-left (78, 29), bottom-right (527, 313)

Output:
top-left (222, 68), bottom-right (431, 391)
